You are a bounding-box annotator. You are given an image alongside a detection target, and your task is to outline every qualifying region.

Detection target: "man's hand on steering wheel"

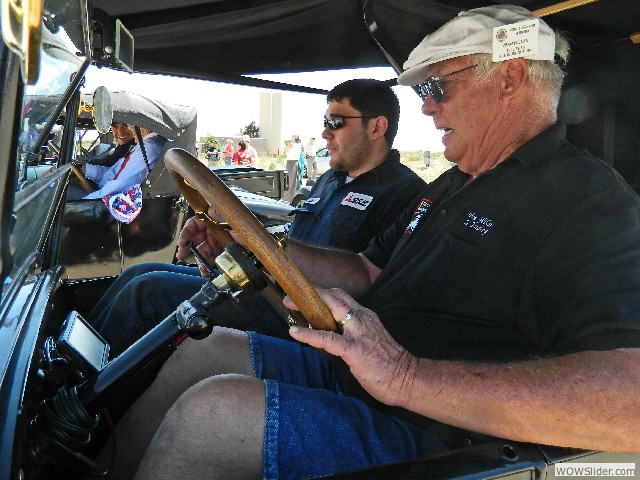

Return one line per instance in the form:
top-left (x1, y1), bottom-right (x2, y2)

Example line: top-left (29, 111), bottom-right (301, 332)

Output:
top-left (176, 207), bottom-right (253, 277)
top-left (176, 214), bottom-right (223, 277)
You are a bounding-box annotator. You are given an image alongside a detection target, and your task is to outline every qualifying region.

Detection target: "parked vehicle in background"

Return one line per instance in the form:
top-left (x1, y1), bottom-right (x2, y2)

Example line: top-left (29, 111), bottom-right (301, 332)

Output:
top-left (293, 146), bottom-right (332, 206)
top-left (21, 88), bottom-right (293, 279)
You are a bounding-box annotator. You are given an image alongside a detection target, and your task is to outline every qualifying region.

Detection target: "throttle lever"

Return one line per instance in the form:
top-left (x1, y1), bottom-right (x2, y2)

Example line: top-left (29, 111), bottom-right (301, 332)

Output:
top-left (186, 240), bottom-right (216, 277)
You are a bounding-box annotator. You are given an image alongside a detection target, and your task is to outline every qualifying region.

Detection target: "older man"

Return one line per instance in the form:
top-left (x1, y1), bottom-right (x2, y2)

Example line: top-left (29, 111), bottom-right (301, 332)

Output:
top-left (114, 5), bottom-right (640, 480)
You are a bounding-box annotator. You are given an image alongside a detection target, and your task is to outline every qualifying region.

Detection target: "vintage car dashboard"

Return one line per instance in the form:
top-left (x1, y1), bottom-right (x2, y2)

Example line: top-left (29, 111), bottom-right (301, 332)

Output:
top-left (1, 240), bottom-right (271, 480)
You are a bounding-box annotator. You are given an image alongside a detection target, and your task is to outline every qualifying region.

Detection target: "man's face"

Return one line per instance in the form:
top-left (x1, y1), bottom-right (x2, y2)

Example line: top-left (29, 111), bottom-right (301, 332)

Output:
top-left (322, 99), bottom-right (372, 174)
top-left (111, 122), bottom-right (135, 146)
top-left (420, 57), bottom-right (503, 175)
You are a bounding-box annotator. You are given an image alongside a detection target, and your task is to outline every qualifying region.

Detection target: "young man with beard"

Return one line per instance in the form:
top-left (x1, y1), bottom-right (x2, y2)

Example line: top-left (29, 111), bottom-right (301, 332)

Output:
top-left (89, 79), bottom-right (424, 357)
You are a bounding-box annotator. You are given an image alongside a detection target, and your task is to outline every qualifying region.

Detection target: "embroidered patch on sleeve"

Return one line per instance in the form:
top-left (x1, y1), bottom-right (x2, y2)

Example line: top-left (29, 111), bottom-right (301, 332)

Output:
top-left (404, 198), bottom-right (432, 235)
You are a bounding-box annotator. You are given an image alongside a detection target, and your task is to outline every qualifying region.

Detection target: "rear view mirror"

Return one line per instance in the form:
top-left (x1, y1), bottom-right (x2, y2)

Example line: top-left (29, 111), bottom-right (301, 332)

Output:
top-left (92, 86), bottom-right (113, 134)
top-left (79, 86), bottom-right (113, 134)
top-left (115, 19), bottom-right (134, 73)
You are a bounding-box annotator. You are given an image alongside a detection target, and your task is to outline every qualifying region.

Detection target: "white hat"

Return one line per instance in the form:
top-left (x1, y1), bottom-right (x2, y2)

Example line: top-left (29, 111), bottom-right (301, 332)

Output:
top-left (241, 135), bottom-right (251, 142)
top-left (398, 5), bottom-right (556, 86)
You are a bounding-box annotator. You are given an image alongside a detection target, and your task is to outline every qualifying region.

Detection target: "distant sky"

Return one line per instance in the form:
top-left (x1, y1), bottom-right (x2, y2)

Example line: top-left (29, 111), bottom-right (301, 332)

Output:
top-left (83, 66), bottom-right (444, 152)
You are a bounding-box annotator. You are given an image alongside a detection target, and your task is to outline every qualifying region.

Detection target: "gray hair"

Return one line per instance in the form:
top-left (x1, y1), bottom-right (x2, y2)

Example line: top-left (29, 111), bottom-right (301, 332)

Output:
top-left (471, 31), bottom-right (570, 120)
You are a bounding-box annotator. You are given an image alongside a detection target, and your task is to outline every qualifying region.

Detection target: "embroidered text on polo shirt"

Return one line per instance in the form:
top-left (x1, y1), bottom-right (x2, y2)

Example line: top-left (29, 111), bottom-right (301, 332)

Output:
top-left (405, 198), bottom-right (432, 234)
top-left (341, 192), bottom-right (373, 210)
top-left (464, 212), bottom-right (494, 236)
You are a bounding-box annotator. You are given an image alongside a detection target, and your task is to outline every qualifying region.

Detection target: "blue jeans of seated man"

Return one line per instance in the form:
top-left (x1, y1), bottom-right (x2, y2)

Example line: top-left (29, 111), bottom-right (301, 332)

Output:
top-left (249, 332), bottom-right (448, 478)
top-left (89, 262), bottom-right (291, 358)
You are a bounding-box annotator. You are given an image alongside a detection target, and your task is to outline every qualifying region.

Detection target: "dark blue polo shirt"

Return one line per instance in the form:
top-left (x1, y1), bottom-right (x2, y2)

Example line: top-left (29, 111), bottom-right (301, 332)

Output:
top-left (332, 124), bottom-right (640, 445)
top-left (361, 124), bottom-right (640, 361)
top-left (288, 149), bottom-right (425, 252)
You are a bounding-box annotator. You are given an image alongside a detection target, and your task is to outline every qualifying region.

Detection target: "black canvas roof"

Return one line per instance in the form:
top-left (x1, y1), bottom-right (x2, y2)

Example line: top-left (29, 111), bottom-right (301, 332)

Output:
top-left (91, 0), bottom-right (640, 90)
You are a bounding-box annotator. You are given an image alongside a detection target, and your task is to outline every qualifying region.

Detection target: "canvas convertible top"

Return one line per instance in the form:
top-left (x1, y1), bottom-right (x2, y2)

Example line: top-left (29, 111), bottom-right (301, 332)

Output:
top-left (80, 90), bottom-right (197, 142)
top-left (91, 0), bottom-right (639, 91)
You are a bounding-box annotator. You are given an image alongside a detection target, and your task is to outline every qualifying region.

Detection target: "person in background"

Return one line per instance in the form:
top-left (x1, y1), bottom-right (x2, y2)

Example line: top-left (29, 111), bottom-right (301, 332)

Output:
top-left (242, 134), bottom-right (259, 167)
top-left (222, 138), bottom-right (234, 166)
top-left (284, 134), bottom-right (302, 202)
top-left (67, 124), bottom-right (166, 200)
top-left (64, 122), bottom-right (135, 197)
top-left (206, 140), bottom-right (219, 166)
top-left (85, 122), bottom-right (136, 168)
top-left (111, 5), bottom-right (640, 480)
top-left (82, 125), bottom-right (166, 200)
top-left (304, 136), bottom-right (317, 181)
top-left (232, 139), bottom-right (250, 165)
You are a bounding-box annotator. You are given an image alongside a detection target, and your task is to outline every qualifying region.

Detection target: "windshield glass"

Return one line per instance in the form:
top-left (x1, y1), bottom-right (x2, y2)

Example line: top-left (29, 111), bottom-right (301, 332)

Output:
top-left (19, 26), bottom-right (84, 156)
top-left (3, 0), bottom-right (87, 301)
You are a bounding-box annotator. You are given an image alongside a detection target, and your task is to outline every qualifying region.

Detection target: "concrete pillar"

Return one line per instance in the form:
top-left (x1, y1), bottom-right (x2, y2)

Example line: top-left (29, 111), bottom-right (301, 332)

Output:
top-left (260, 92), bottom-right (283, 155)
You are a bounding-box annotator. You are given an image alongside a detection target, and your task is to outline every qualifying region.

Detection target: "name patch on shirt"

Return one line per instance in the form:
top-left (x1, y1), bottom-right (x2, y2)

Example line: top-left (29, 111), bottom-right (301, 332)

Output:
top-left (463, 212), bottom-right (494, 236)
top-left (405, 198), bottom-right (432, 234)
top-left (305, 197), bottom-right (320, 205)
top-left (341, 192), bottom-right (373, 210)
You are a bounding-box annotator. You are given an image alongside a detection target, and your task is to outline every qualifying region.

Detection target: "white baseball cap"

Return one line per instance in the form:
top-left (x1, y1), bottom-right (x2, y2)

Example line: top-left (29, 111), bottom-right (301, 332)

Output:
top-left (398, 5), bottom-right (556, 86)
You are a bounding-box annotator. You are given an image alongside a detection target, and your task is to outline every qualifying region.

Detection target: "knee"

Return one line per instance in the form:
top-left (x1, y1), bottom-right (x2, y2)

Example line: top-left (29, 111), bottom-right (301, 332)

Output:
top-left (118, 262), bottom-right (166, 283)
top-left (126, 271), bottom-right (175, 296)
top-left (163, 375), bottom-right (265, 434)
top-left (157, 327), bottom-right (252, 379)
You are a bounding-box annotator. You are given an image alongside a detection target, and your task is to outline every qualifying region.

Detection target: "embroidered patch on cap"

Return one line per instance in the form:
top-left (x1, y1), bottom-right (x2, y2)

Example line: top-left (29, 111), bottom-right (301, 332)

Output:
top-left (493, 19), bottom-right (539, 62)
top-left (341, 192), bottom-right (373, 210)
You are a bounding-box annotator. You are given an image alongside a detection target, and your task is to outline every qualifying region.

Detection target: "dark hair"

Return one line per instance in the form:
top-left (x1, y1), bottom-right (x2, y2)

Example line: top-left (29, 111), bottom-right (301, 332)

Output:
top-left (327, 79), bottom-right (400, 146)
top-left (238, 140), bottom-right (247, 149)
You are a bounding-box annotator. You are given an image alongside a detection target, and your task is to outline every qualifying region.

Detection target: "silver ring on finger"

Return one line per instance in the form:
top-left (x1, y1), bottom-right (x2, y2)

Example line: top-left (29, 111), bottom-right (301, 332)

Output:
top-left (337, 309), bottom-right (354, 328)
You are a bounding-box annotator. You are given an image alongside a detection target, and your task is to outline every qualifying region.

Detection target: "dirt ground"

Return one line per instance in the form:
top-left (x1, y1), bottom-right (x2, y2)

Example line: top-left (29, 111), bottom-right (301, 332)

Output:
top-left (399, 151), bottom-right (453, 184)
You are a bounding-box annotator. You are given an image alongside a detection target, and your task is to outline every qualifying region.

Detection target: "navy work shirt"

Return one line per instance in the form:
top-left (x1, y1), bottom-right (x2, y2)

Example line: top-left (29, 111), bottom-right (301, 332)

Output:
top-left (288, 149), bottom-right (425, 252)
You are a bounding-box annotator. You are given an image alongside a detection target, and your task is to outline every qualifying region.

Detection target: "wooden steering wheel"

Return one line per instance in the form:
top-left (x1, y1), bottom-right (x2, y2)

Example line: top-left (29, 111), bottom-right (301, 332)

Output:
top-left (164, 148), bottom-right (337, 332)
top-left (48, 140), bottom-right (95, 193)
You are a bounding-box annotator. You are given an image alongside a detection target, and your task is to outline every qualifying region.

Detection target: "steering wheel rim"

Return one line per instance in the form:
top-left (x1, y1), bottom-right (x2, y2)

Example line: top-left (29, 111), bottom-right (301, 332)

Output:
top-left (48, 140), bottom-right (94, 193)
top-left (165, 148), bottom-right (337, 332)
top-left (70, 164), bottom-right (96, 193)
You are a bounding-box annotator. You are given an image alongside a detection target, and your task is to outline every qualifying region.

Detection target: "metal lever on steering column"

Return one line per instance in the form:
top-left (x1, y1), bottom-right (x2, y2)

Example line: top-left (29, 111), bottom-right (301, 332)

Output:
top-left (185, 240), bottom-right (216, 277)
top-left (175, 242), bottom-right (268, 339)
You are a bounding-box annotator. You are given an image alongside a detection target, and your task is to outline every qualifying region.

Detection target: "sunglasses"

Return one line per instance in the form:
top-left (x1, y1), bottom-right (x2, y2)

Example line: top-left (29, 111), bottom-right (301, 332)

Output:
top-left (417, 64), bottom-right (478, 103)
top-left (323, 114), bottom-right (373, 130)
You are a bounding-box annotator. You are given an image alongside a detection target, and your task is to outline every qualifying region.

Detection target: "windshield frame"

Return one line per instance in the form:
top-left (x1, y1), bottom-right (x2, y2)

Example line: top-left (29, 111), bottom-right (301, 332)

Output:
top-left (1, 0), bottom-right (93, 310)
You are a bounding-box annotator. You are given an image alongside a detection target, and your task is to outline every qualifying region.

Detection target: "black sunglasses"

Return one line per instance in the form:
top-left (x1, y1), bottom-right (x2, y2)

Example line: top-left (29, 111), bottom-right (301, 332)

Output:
top-left (323, 114), bottom-right (373, 130)
top-left (417, 64), bottom-right (478, 103)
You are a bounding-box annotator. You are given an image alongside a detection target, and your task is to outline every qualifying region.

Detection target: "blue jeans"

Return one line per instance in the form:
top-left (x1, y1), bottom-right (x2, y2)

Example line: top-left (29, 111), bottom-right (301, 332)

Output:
top-left (249, 332), bottom-right (447, 479)
top-left (89, 262), bottom-right (290, 357)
